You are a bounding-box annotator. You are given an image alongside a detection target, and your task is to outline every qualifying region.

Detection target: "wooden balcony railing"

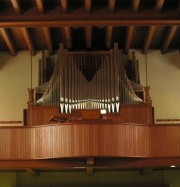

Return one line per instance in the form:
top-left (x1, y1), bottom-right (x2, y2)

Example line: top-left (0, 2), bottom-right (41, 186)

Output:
top-left (0, 123), bottom-right (179, 160)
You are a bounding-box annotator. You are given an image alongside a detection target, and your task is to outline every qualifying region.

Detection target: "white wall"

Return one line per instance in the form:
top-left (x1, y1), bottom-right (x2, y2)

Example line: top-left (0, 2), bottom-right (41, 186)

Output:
top-left (130, 50), bottom-right (180, 124)
top-left (0, 51), bottom-right (41, 126)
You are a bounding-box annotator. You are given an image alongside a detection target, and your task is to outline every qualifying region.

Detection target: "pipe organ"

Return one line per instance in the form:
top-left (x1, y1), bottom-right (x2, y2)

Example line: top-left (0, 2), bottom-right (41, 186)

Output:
top-left (36, 44), bottom-right (143, 113)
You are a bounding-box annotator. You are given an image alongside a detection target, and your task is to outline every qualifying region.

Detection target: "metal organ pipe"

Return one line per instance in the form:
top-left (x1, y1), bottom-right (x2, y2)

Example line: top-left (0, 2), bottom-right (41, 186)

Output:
top-left (36, 44), bottom-right (143, 113)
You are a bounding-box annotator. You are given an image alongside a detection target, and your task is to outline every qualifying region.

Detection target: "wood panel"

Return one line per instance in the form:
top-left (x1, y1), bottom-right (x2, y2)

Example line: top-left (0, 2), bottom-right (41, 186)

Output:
top-left (27, 104), bottom-right (153, 126)
top-left (105, 104), bottom-right (153, 125)
top-left (152, 125), bottom-right (180, 157)
top-left (27, 105), bottom-right (59, 126)
top-left (0, 123), bottom-right (179, 160)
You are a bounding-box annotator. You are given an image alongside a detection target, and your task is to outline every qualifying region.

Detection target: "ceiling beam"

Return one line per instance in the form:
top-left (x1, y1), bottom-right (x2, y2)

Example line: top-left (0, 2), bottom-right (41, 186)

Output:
top-left (60, 0), bottom-right (68, 13)
top-left (87, 157), bottom-right (94, 176)
top-left (85, 26), bottom-right (92, 48)
top-left (106, 0), bottom-right (115, 48)
top-left (108, 0), bottom-right (116, 12)
top-left (36, 0), bottom-right (44, 14)
top-left (125, 26), bottom-right (134, 53)
top-left (85, 0), bottom-right (91, 13)
top-left (142, 0), bottom-right (164, 54)
top-left (43, 27), bottom-right (53, 54)
top-left (162, 26), bottom-right (177, 53)
top-left (0, 28), bottom-right (17, 56)
top-left (11, 0), bottom-right (21, 14)
top-left (143, 26), bottom-right (156, 54)
top-left (106, 26), bottom-right (113, 48)
top-left (64, 26), bottom-right (72, 49)
top-left (25, 168), bottom-right (39, 177)
top-left (131, 0), bottom-right (140, 12)
top-left (142, 0), bottom-right (164, 53)
top-left (21, 27), bottom-right (35, 55)
top-left (84, 0), bottom-right (92, 48)
top-left (125, 0), bottom-right (139, 53)
top-left (0, 12), bottom-right (179, 27)
top-left (155, 0), bottom-right (165, 12)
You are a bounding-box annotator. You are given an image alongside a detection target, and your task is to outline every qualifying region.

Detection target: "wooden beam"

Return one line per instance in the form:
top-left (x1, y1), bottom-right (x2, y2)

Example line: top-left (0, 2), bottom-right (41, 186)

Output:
top-left (108, 0), bottom-right (116, 12)
top-left (162, 26), bottom-right (177, 53)
top-left (85, 0), bottom-right (91, 13)
top-left (85, 26), bottom-right (92, 48)
top-left (11, 0), bottom-right (21, 14)
top-left (126, 0), bottom-right (140, 53)
top-left (25, 168), bottom-right (39, 177)
top-left (87, 167), bottom-right (93, 175)
top-left (87, 157), bottom-right (94, 176)
top-left (43, 27), bottom-right (53, 54)
top-left (106, 26), bottom-right (113, 48)
top-left (36, 0), bottom-right (44, 14)
top-left (21, 27), bottom-right (35, 55)
top-left (0, 11), bottom-right (179, 27)
top-left (64, 26), bottom-right (72, 49)
top-left (60, 0), bottom-right (68, 13)
top-left (143, 26), bottom-right (156, 54)
top-left (131, 0), bottom-right (140, 12)
top-left (0, 157), bottom-right (180, 170)
top-left (125, 26), bottom-right (134, 53)
top-left (0, 28), bottom-right (17, 56)
top-left (84, 0), bottom-right (91, 48)
top-left (155, 0), bottom-right (165, 12)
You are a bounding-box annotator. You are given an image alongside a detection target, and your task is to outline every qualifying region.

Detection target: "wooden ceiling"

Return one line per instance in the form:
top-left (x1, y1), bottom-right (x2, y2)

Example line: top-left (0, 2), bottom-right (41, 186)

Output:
top-left (0, 0), bottom-right (179, 55)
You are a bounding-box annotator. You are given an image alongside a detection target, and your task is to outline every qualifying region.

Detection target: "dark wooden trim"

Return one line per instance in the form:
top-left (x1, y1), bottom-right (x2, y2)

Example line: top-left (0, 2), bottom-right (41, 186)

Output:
top-left (11, 0), bottom-right (21, 14)
top-left (162, 26), bottom-right (178, 53)
top-left (0, 28), bottom-right (17, 56)
top-left (21, 27), bottom-right (35, 55)
top-left (143, 26), bottom-right (156, 54)
top-left (0, 157), bottom-right (180, 169)
top-left (0, 11), bottom-right (179, 27)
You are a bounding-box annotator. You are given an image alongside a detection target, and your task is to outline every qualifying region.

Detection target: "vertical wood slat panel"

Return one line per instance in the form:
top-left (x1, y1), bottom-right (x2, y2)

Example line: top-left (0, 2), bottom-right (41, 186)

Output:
top-left (27, 104), bottom-right (152, 126)
top-left (28, 106), bottom-right (59, 126)
top-left (0, 124), bottom-right (179, 160)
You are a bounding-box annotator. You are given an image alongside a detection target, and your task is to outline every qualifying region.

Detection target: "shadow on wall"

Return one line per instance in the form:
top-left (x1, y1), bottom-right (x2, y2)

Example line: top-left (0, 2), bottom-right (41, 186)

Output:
top-left (147, 49), bottom-right (180, 69)
top-left (0, 52), bottom-right (15, 70)
top-left (164, 50), bottom-right (180, 69)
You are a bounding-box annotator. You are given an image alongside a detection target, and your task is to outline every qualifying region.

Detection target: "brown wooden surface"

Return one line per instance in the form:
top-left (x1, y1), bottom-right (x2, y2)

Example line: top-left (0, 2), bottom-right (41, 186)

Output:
top-left (27, 104), bottom-right (152, 126)
top-left (27, 105), bottom-right (59, 126)
top-left (0, 123), bottom-right (179, 160)
top-left (105, 104), bottom-right (153, 124)
top-left (1, 157), bottom-right (180, 169)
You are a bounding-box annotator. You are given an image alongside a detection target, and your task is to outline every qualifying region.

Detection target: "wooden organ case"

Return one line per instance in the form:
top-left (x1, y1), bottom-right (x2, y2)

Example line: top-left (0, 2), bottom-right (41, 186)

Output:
top-left (27, 44), bottom-right (152, 126)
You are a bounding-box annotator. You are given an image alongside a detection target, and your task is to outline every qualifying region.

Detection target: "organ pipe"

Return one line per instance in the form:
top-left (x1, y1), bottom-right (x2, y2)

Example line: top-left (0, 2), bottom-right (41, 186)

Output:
top-left (36, 44), bottom-right (143, 113)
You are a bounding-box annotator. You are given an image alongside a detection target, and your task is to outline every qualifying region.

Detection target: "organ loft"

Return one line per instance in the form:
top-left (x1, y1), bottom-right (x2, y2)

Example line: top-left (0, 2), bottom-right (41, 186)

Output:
top-left (0, 44), bottom-right (179, 176)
